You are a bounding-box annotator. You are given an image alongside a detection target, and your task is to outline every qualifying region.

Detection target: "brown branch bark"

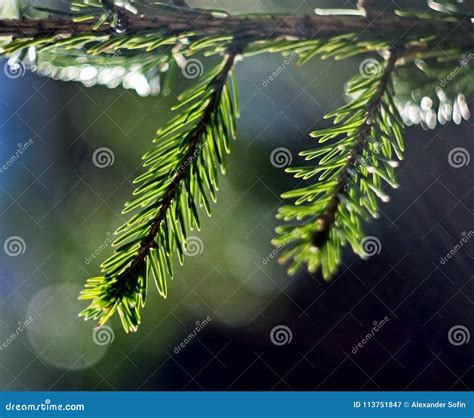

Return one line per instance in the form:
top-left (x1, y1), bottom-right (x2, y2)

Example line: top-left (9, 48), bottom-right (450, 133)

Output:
top-left (0, 10), bottom-right (470, 42)
top-left (357, 0), bottom-right (379, 18)
top-left (169, 0), bottom-right (190, 7)
top-left (464, 0), bottom-right (474, 11)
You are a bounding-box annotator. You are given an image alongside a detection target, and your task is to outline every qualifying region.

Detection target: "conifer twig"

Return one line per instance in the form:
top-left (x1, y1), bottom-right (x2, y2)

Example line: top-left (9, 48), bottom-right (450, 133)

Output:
top-left (79, 44), bottom-right (243, 332)
top-left (120, 47), bottom-right (239, 278)
top-left (274, 47), bottom-right (406, 278)
top-left (311, 49), bottom-right (399, 250)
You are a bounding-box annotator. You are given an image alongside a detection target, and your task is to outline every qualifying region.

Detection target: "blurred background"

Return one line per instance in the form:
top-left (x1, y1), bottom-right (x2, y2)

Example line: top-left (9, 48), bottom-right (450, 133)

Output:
top-left (0, 0), bottom-right (472, 391)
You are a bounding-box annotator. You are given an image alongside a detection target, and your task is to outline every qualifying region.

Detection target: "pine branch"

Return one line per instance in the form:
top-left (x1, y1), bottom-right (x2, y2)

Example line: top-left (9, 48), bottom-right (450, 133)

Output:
top-left (0, 2), bottom-right (471, 333)
top-left (0, 8), bottom-right (470, 42)
top-left (1, 2), bottom-right (471, 98)
top-left (274, 49), bottom-right (404, 279)
top-left (79, 45), bottom-right (243, 332)
top-left (311, 51), bottom-right (399, 246)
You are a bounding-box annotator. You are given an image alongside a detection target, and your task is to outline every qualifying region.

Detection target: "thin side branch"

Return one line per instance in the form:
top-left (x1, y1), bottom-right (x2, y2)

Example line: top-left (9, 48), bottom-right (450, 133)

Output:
top-left (311, 49), bottom-right (399, 249)
top-left (111, 47), bottom-right (239, 297)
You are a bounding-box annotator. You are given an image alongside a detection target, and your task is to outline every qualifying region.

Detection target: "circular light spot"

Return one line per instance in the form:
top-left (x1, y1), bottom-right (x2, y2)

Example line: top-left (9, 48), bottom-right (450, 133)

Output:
top-left (27, 284), bottom-right (108, 370)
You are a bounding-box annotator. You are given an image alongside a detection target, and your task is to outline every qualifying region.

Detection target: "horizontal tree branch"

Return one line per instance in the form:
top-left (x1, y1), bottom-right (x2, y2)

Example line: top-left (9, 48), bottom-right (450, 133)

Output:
top-left (0, 9), bottom-right (471, 44)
